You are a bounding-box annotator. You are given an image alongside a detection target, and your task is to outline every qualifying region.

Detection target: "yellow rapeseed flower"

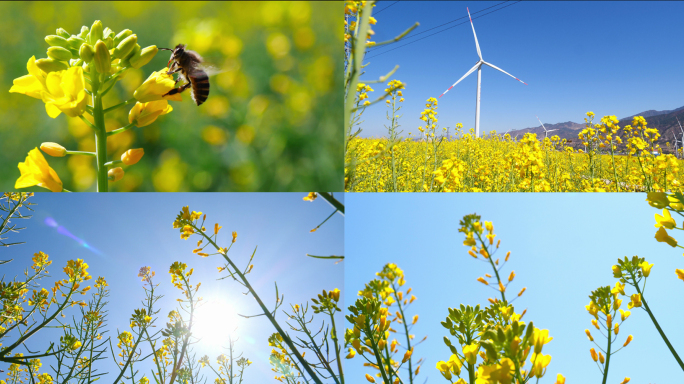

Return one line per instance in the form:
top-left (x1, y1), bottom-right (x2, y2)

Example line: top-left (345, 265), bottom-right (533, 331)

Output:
top-left (15, 148), bottom-right (62, 192)
top-left (655, 227), bottom-right (677, 247)
top-left (128, 100), bottom-right (173, 127)
top-left (654, 209), bottom-right (676, 229)
top-left (23, 64), bottom-right (88, 118)
top-left (133, 68), bottom-right (183, 103)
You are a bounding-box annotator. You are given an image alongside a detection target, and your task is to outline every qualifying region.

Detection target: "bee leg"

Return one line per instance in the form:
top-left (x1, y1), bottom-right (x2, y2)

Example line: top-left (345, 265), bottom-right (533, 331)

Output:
top-left (163, 82), bottom-right (191, 97)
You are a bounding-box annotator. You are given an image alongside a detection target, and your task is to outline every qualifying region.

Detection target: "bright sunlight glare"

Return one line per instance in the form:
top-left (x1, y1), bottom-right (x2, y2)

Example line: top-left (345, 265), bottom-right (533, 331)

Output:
top-left (192, 298), bottom-right (241, 347)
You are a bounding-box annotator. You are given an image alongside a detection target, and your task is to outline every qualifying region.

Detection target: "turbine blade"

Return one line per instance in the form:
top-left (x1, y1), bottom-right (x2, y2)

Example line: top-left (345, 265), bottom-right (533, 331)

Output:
top-left (483, 61), bottom-right (527, 85)
top-left (439, 62), bottom-right (481, 98)
top-left (536, 115), bottom-right (546, 131)
top-left (467, 7), bottom-right (483, 60)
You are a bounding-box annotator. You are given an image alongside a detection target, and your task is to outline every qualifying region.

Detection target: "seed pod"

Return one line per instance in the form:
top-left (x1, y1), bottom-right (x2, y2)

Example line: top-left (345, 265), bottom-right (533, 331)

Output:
top-left (56, 28), bottom-right (70, 38)
top-left (67, 36), bottom-right (85, 50)
top-left (80, 44), bottom-right (95, 62)
top-left (113, 34), bottom-right (137, 59)
top-left (93, 40), bottom-right (111, 74)
top-left (45, 35), bottom-right (70, 49)
top-left (114, 29), bottom-right (132, 46)
top-left (89, 20), bottom-right (103, 44)
top-left (47, 46), bottom-right (74, 61)
top-left (35, 58), bottom-right (69, 73)
top-left (129, 45), bottom-right (157, 68)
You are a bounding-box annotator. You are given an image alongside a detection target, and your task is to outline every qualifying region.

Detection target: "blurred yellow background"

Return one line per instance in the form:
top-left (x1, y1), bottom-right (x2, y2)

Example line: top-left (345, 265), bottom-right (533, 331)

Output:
top-left (0, 1), bottom-right (342, 191)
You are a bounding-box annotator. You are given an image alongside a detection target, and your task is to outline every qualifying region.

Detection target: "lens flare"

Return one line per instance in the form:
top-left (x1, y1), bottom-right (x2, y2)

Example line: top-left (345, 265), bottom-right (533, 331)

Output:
top-left (44, 217), bottom-right (103, 256)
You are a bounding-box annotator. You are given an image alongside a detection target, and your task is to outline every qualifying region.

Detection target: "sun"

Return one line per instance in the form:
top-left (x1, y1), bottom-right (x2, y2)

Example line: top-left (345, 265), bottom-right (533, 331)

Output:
top-left (192, 298), bottom-right (241, 347)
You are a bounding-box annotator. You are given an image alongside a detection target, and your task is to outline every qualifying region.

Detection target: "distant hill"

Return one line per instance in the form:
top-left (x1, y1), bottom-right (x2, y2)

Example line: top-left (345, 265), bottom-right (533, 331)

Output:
top-left (505, 105), bottom-right (684, 152)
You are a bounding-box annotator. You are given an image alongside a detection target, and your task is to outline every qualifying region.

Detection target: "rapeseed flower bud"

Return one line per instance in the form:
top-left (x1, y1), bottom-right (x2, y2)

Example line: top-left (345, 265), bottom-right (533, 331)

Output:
top-left (130, 45), bottom-right (158, 69)
top-left (121, 148), bottom-right (144, 165)
top-left (114, 29), bottom-right (132, 45)
top-left (35, 58), bottom-right (68, 73)
top-left (67, 35), bottom-right (85, 50)
top-left (79, 44), bottom-right (94, 63)
top-left (40, 142), bottom-right (67, 157)
top-left (108, 167), bottom-right (124, 182)
top-left (93, 40), bottom-right (111, 74)
top-left (365, 373), bottom-right (375, 383)
top-left (45, 35), bottom-right (70, 49)
top-left (15, 148), bottom-right (62, 192)
top-left (646, 192), bottom-right (669, 208)
top-left (113, 34), bottom-right (138, 59)
top-left (88, 20), bottom-right (104, 45)
top-left (47, 47), bottom-right (73, 61)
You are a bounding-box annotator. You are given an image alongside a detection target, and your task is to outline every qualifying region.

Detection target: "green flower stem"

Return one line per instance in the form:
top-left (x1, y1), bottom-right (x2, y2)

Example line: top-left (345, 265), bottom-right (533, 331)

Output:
top-left (474, 231), bottom-right (507, 303)
top-left (329, 312), bottom-right (344, 384)
top-left (91, 74), bottom-right (108, 192)
top-left (78, 115), bottom-right (97, 130)
top-left (65, 151), bottom-right (96, 156)
top-left (192, 224), bottom-right (323, 384)
top-left (365, 321), bottom-right (391, 384)
top-left (601, 316), bottom-right (612, 384)
top-left (391, 282), bottom-right (414, 384)
top-left (104, 97), bottom-right (136, 114)
top-left (632, 273), bottom-right (684, 371)
top-left (104, 160), bottom-right (122, 168)
top-left (107, 122), bottom-right (136, 136)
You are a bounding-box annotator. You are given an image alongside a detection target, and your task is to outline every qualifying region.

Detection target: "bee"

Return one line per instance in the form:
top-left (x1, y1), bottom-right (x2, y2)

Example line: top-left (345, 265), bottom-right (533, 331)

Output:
top-left (160, 44), bottom-right (210, 106)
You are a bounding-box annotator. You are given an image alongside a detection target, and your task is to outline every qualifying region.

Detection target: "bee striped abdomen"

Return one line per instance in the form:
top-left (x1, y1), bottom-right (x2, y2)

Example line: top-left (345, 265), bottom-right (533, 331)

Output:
top-left (189, 70), bottom-right (210, 106)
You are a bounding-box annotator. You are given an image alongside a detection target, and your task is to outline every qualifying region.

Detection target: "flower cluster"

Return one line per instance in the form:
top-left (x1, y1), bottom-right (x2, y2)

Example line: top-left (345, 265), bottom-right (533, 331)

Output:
top-left (9, 21), bottom-right (188, 192)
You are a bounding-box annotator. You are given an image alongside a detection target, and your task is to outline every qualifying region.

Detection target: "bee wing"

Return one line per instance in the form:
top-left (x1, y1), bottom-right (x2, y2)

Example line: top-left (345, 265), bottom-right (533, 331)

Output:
top-left (198, 64), bottom-right (226, 77)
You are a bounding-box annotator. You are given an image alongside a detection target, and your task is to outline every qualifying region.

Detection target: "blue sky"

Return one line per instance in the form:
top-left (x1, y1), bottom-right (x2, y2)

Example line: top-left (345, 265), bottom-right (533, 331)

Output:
top-left (1, 193), bottom-right (344, 383)
top-left (346, 193), bottom-right (684, 383)
top-left (357, 1), bottom-right (684, 137)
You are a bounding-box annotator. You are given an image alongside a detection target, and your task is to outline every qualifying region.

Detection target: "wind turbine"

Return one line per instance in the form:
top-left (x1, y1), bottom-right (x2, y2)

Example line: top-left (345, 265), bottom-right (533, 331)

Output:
top-left (439, 7), bottom-right (527, 138)
top-left (676, 117), bottom-right (684, 158)
top-left (536, 115), bottom-right (557, 139)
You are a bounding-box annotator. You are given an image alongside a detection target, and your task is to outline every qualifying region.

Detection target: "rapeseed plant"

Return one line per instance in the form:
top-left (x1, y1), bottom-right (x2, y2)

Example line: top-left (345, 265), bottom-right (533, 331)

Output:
top-left (346, 112), bottom-right (683, 192)
top-left (10, 21), bottom-right (176, 192)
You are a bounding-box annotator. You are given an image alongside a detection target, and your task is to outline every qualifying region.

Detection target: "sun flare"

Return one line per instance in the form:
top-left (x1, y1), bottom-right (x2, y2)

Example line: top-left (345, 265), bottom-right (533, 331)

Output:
top-left (193, 299), bottom-right (240, 347)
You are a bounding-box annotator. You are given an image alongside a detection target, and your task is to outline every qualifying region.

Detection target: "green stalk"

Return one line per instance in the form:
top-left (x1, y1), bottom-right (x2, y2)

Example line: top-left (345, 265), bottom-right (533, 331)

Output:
top-left (474, 231), bottom-right (507, 303)
top-left (91, 74), bottom-right (108, 192)
top-left (366, 322), bottom-right (390, 384)
top-left (329, 313), bottom-right (344, 384)
top-left (601, 313), bottom-right (612, 384)
top-left (632, 273), bottom-right (684, 371)
top-left (391, 283), bottom-right (413, 384)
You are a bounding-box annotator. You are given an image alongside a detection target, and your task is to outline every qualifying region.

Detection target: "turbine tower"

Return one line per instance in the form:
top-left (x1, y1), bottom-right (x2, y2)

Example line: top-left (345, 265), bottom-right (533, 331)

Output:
top-left (439, 7), bottom-right (527, 138)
